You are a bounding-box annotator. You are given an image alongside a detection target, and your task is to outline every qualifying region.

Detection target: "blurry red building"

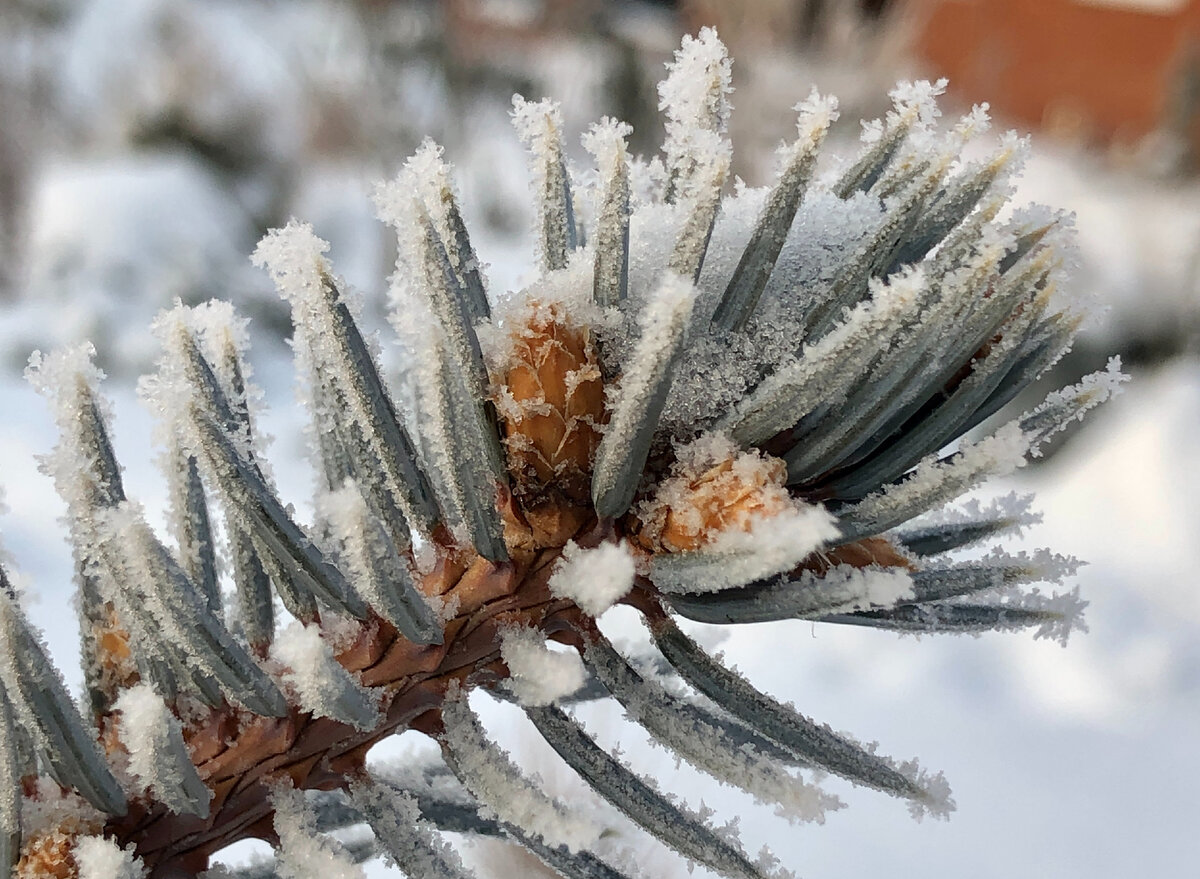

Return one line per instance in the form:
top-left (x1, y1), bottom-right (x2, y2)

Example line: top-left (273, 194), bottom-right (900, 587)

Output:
top-left (908, 0), bottom-right (1200, 162)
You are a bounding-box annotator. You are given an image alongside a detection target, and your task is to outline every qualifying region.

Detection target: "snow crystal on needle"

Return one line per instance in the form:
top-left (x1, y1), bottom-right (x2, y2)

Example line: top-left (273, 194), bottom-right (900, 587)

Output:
top-left (511, 94), bottom-right (564, 156)
top-left (142, 300), bottom-right (271, 471)
top-left (1025, 357), bottom-right (1129, 457)
top-left (24, 345), bottom-right (121, 545)
top-left (114, 683), bottom-right (212, 814)
top-left (792, 88), bottom-right (839, 144)
top-left (658, 26), bottom-right (732, 134)
top-left (608, 271), bottom-right (696, 413)
top-left (582, 117), bottom-right (632, 172)
top-left (75, 835), bottom-right (145, 879)
top-left (374, 138), bottom-right (488, 298)
top-left (250, 220), bottom-right (331, 306)
top-left (888, 79), bottom-right (948, 131)
top-left (25, 343), bottom-right (108, 430)
top-left (350, 780), bottom-right (472, 878)
top-left (547, 540), bottom-right (636, 617)
top-left (587, 641), bottom-right (839, 825)
top-left (849, 420), bottom-right (1033, 534)
top-left (499, 625), bottom-right (586, 706)
top-left (272, 786), bottom-right (366, 879)
top-left (952, 103), bottom-right (992, 141)
top-left (441, 686), bottom-right (601, 852)
top-left (897, 492), bottom-right (1042, 545)
top-left (270, 622), bottom-right (380, 730)
top-left (393, 139), bottom-right (469, 274)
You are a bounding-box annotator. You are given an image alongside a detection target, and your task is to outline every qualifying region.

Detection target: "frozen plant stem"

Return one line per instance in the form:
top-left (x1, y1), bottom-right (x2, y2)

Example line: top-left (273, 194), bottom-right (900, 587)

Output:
top-left (2, 28), bottom-right (1122, 879)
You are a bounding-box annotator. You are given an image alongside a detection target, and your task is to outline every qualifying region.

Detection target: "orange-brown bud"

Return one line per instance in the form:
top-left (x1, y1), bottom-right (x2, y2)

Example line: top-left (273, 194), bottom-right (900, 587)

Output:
top-left (496, 303), bottom-right (604, 504)
top-left (636, 447), bottom-right (793, 553)
top-left (91, 604), bottom-right (138, 713)
top-left (16, 814), bottom-right (102, 879)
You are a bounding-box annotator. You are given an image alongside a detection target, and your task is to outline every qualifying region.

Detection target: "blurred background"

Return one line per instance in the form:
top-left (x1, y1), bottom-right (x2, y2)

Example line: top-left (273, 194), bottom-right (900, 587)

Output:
top-left (0, 1), bottom-right (1197, 876)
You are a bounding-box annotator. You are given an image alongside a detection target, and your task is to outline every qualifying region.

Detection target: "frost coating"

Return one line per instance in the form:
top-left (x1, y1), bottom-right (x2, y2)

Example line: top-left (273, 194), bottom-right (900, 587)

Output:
top-left (716, 266), bottom-right (927, 446)
top-left (114, 684), bottom-right (211, 817)
top-left (440, 688), bottom-right (600, 853)
top-left (659, 25), bottom-right (733, 199)
top-left (666, 564), bottom-right (916, 626)
top-left (546, 541), bottom-right (636, 617)
top-left (74, 834), bottom-right (145, 879)
top-left (592, 272), bottom-right (698, 518)
top-left (317, 482), bottom-right (443, 644)
top-left (511, 95), bottom-right (576, 271)
top-left (583, 117), bottom-right (633, 308)
top-left (499, 626), bottom-right (586, 707)
top-left (0, 579), bottom-right (127, 816)
top-left (840, 421), bottom-right (1033, 542)
top-left (270, 623), bottom-right (380, 730)
top-left (349, 780), bottom-right (476, 879)
top-left (584, 639), bottom-right (840, 825)
top-left (272, 786), bottom-right (367, 879)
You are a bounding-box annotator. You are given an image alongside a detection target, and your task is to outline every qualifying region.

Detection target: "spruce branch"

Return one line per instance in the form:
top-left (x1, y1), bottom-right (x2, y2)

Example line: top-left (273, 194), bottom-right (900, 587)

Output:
top-left (0, 28), bottom-right (1123, 879)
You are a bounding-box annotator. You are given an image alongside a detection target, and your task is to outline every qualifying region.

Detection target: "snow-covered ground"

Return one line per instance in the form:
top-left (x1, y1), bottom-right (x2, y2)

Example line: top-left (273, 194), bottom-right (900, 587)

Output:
top-left (1, 3), bottom-right (1198, 877)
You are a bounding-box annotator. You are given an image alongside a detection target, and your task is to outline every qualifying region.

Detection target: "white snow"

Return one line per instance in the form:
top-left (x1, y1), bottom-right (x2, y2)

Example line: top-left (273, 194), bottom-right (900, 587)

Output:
top-left (790, 565), bottom-right (916, 615)
top-left (498, 625), bottom-right (586, 706)
top-left (546, 540), bottom-right (636, 617)
top-left (649, 503), bottom-right (841, 595)
top-left (270, 622), bottom-right (380, 730)
top-left (113, 682), bottom-right (212, 816)
top-left (74, 834), bottom-right (145, 879)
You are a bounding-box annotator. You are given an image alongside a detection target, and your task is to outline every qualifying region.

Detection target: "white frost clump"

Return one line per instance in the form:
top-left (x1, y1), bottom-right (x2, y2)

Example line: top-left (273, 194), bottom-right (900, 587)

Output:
top-left (272, 786), bottom-right (366, 879)
top-left (270, 623), bottom-right (380, 730)
top-left (702, 502), bottom-right (838, 570)
top-left (790, 88), bottom-right (840, 151)
top-left (884, 79), bottom-right (948, 136)
top-left (581, 117), bottom-right (632, 175)
top-left (649, 505), bottom-right (841, 595)
top-left (793, 565), bottom-right (916, 615)
top-left (114, 683), bottom-right (212, 816)
top-left (74, 834), bottom-right (145, 879)
top-left (898, 760), bottom-right (955, 821)
top-left (547, 540), bottom-right (636, 617)
top-left (499, 625), bottom-right (586, 706)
